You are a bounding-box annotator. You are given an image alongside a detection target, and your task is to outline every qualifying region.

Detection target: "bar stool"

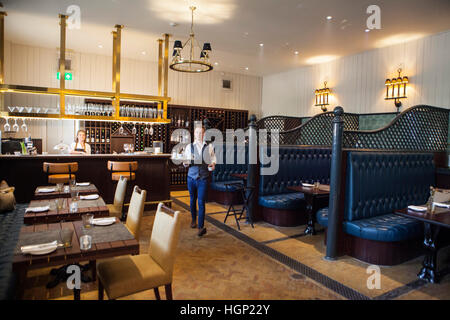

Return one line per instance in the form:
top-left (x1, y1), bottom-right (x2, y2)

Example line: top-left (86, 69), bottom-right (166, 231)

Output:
top-left (223, 182), bottom-right (255, 230)
top-left (107, 161), bottom-right (138, 220)
top-left (43, 162), bottom-right (78, 184)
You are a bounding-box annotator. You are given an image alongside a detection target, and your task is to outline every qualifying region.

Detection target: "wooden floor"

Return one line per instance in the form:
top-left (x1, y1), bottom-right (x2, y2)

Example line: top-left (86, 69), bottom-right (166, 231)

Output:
top-left (19, 190), bottom-right (450, 300)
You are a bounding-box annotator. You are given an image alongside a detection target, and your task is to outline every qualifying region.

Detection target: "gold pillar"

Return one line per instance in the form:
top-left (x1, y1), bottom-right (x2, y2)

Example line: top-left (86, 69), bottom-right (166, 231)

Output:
top-left (0, 11), bottom-right (7, 111)
top-left (157, 39), bottom-right (163, 97)
top-left (163, 33), bottom-right (169, 97)
top-left (114, 25), bottom-right (123, 118)
top-left (59, 14), bottom-right (68, 115)
top-left (112, 30), bottom-right (117, 115)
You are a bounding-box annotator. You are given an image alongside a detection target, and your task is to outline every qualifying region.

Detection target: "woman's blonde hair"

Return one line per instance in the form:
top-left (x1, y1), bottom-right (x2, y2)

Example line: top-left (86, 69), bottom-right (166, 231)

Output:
top-left (75, 129), bottom-right (86, 143)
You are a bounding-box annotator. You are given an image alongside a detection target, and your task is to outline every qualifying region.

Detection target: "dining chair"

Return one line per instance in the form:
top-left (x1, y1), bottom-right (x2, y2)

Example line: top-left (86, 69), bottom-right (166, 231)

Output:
top-left (124, 185), bottom-right (146, 241)
top-left (97, 203), bottom-right (181, 300)
top-left (43, 162), bottom-right (78, 184)
top-left (106, 175), bottom-right (128, 219)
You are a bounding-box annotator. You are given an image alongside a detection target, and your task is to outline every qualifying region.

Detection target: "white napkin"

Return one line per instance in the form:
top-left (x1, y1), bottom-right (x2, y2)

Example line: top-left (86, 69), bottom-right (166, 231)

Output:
top-left (76, 182), bottom-right (90, 186)
top-left (25, 206), bottom-right (50, 213)
top-left (21, 240), bottom-right (58, 254)
top-left (433, 202), bottom-right (450, 208)
top-left (407, 205), bottom-right (427, 212)
top-left (302, 183), bottom-right (314, 187)
top-left (37, 188), bottom-right (56, 193)
top-left (79, 194), bottom-right (99, 200)
top-left (92, 217), bottom-right (116, 225)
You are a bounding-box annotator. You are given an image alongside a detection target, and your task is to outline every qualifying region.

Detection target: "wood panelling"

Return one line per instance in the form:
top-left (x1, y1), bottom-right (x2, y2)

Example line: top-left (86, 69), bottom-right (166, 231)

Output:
top-left (2, 41), bottom-right (262, 152)
top-left (262, 30), bottom-right (450, 117)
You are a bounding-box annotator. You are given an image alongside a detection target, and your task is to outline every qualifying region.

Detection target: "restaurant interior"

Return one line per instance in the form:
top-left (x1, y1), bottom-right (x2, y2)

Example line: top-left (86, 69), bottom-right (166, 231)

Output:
top-left (0, 0), bottom-right (450, 303)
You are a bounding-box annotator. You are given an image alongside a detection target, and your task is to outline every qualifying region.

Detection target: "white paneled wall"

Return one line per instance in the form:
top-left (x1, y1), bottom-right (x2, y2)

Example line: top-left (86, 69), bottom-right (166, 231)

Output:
top-left (262, 30), bottom-right (450, 117)
top-left (3, 41), bottom-right (262, 152)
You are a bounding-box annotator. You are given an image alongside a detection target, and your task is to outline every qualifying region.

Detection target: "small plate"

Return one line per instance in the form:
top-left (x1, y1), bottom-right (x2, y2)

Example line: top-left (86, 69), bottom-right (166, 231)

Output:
top-left (92, 219), bottom-right (115, 226)
top-left (24, 245), bottom-right (58, 255)
top-left (38, 188), bottom-right (56, 193)
top-left (302, 183), bottom-right (314, 187)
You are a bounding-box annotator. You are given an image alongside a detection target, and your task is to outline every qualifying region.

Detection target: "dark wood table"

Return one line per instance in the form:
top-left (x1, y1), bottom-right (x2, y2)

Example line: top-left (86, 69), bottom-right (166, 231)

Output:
top-left (395, 207), bottom-right (450, 283)
top-left (24, 197), bottom-right (109, 225)
top-left (34, 184), bottom-right (99, 200)
top-left (12, 218), bottom-right (139, 299)
top-left (287, 184), bottom-right (330, 235)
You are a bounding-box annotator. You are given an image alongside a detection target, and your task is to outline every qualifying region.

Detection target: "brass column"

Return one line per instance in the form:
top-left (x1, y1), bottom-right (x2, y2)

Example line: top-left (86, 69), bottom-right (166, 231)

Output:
top-left (157, 39), bottom-right (163, 97)
top-left (114, 25), bottom-right (123, 118)
top-left (59, 14), bottom-right (68, 115)
top-left (163, 33), bottom-right (169, 97)
top-left (112, 30), bottom-right (118, 115)
top-left (0, 11), bottom-right (7, 111)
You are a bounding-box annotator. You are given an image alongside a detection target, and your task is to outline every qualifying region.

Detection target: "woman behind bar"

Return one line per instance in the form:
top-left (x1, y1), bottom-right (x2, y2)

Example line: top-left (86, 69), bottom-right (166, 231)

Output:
top-left (183, 124), bottom-right (216, 237)
top-left (70, 129), bottom-right (91, 154)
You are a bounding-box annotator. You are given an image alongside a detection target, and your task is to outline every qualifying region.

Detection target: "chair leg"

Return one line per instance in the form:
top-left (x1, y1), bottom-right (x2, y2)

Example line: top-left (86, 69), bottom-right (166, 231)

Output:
top-left (153, 287), bottom-right (161, 300)
top-left (165, 283), bottom-right (173, 300)
top-left (98, 280), bottom-right (104, 300)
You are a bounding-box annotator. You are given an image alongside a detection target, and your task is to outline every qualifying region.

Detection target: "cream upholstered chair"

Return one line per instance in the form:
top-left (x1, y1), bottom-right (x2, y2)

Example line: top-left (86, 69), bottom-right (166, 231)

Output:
top-left (106, 176), bottom-right (128, 219)
top-left (97, 203), bottom-right (182, 300)
top-left (124, 185), bottom-right (146, 241)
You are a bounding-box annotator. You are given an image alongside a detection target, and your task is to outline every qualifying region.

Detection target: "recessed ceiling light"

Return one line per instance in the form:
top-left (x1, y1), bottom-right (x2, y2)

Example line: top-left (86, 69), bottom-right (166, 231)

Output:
top-left (245, 67), bottom-right (249, 70)
top-left (169, 22), bottom-right (178, 27)
top-left (326, 16), bottom-right (333, 20)
top-left (141, 51), bottom-right (146, 55)
top-left (294, 51), bottom-right (299, 55)
top-left (98, 44), bottom-right (103, 48)
top-left (365, 29), bottom-right (370, 33)
top-left (214, 62), bottom-right (219, 66)
top-left (259, 43), bottom-right (264, 47)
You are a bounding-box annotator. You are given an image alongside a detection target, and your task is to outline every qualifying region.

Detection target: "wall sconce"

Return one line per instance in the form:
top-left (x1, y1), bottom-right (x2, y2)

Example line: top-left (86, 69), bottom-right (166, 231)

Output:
top-left (315, 81), bottom-right (331, 112)
top-left (385, 68), bottom-right (408, 113)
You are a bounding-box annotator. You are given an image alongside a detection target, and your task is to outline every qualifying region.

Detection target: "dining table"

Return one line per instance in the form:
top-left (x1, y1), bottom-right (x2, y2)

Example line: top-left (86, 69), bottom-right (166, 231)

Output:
top-left (24, 196), bottom-right (109, 225)
top-left (286, 184), bottom-right (330, 235)
top-left (395, 206), bottom-right (450, 284)
top-left (12, 218), bottom-right (139, 300)
top-left (34, 183), bottom-right (99, 200)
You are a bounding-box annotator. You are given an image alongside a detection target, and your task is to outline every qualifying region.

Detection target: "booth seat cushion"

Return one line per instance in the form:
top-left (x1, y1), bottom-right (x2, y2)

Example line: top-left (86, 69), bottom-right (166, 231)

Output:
top-left (258, 192), bottom-right (305, 210)
top-left (316, 207), bottom-right (329, 227)
top-left (210, 180), bottom-right (244, 192)
top-left (343, 213), bottom-right (423, 242)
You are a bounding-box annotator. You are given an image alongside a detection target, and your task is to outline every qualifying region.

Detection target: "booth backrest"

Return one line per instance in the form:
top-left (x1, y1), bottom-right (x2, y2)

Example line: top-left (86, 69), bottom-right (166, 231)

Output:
top-left (344, 152), bottom-right (435, 222)
top-left (212, 143), bottom-right (248, 182)
top-left (259, 147), bottom-right (331, 196)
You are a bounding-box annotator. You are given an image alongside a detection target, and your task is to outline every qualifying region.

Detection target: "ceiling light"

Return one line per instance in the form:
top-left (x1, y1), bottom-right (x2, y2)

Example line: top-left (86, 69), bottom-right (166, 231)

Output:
top-left (245, 67), bottom-right (249, 70)
top-left (214, 62), bottom-right (219, 66)
top-left (326, 16), bottom-right (333, 20)
top-left (259, 43), bottom-right (264, 47)
top-left (365, 29), bottom-right (370, 33)
top-left (141, 51), bottom-right (146, 55)
top-left (98, 44), bottom-right (103, 48)
top-left (170, 6), bottom-right (213, 73)
top-left (294, 51), bottom-right (299, 55)
top-left (169, 22), bottom-right (178, 27)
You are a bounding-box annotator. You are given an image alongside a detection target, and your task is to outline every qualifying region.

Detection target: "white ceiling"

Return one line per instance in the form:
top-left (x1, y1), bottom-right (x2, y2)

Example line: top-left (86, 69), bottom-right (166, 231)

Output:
top-left (3, 0), bottom-right (450, 76)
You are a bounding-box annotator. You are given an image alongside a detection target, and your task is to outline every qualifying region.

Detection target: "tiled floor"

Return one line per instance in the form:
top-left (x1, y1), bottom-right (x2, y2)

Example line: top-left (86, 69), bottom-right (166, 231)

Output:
top-left (20, 190), bottom-right (450, 300)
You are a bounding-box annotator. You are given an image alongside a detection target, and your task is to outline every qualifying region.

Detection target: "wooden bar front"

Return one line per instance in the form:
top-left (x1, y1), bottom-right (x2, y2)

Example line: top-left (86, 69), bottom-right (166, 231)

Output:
top-left (0, 154), bottom-right (171, 208)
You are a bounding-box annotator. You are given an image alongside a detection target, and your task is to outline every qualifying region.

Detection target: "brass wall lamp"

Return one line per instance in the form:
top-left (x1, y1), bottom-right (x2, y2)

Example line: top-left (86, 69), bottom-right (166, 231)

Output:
top-left (315, 81), bottom-right (331, 112)
top-left (385, 68), bottom-right (408, 113)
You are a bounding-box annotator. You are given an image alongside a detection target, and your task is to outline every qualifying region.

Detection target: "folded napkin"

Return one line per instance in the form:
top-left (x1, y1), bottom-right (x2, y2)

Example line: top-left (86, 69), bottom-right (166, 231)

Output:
top-left (302, 183), bottom-right (314, 187)
top-left (25, 206), bottom-right (50, 213)
top-left (407, 205), bottom-right (427, 212)
top-left (76, 182), bottom-right (90, 186)
top-left (37, 188), bottom-right (56, 193)
top-left (433, 202), bottom-right (450, 208)
top-left (79, 194), bottom-right (99, 200)
top-left (21, 240), bottom-right (58, 254)
top-left (92, 217), bottom-right (116, 225)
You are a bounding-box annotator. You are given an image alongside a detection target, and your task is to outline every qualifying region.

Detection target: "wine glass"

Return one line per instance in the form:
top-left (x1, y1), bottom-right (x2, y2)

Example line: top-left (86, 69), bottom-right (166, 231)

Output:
top-left (119, 123), bottom-right (124, 135)
top-left (149, 125), bottom-right (154, 136)
top-left (144, 124), bottom-right (149, 135)
top-left (12, 119), bottom-right (19, 132)
top-left (4, 118), bottom-right (10, 132)
top-left (26, 107), bottom-right (33, 113)
top-left (7, 106), bottom-right (16, 113)
top-left (17, 107), bottom-right (24, 113)
top-left (21, 119), bottom-right (27, 132)
top-left (131, 123), bottom-right (137, 135)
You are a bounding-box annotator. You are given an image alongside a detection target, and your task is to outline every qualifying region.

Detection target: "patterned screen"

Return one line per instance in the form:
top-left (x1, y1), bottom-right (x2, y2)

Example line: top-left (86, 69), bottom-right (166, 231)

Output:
top-left (343, 105), bottom-right (449, 151)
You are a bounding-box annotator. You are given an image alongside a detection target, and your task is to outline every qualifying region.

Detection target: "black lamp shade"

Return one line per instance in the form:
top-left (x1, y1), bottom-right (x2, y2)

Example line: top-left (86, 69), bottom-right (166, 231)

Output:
top-left (200, 51), bottom-right (206, 58)
top-left (172, 50), bottom-right (178, 57)
top-left (202, 42), bottom-right (212, 51)
top-left (173, 40), bottom-right (183, 49)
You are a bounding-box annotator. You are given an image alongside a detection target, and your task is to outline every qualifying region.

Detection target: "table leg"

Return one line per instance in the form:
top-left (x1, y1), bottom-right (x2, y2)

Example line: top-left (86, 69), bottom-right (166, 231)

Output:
top-left (418, 223), bottom-right (441, 283)
top-left (304, 195), bottom-right (316, 235)
top-left (89, 260), bottom-right (97, 282)
top-left (13, 266), bottom-right (27, 300)
top-left (73, 288), bottom-right (81, 300)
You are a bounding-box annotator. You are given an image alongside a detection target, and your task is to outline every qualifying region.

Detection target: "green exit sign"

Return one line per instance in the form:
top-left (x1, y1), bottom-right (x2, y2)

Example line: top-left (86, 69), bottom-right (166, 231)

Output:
top-left (56, 72), bottom-right (73, 80)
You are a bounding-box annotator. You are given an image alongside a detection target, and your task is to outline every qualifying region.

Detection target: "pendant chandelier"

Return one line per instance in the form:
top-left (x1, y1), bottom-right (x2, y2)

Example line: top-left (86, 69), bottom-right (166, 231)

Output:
top-left (170, 6), bottom-right (213, 73)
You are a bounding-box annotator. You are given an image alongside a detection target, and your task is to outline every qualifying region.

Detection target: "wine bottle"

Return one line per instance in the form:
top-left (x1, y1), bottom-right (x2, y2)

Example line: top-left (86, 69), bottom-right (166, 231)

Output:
top-left (106, 129), bottom-right (110, 143)
top-left (101, 128), bottom-right (105, 143)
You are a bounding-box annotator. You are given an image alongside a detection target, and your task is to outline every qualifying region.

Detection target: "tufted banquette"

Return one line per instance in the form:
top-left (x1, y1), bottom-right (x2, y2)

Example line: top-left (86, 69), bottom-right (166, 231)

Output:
top-left (317, 152), bottom-right (435, 264)
top-left (258, 147), bottom-right (332, 226)
top-left (209, 144), bottom-right (248, 205)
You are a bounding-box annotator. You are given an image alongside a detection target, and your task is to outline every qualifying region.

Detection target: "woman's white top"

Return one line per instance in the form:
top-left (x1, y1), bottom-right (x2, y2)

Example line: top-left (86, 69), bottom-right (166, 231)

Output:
top-left (70, 142), bottom-right (91, 154)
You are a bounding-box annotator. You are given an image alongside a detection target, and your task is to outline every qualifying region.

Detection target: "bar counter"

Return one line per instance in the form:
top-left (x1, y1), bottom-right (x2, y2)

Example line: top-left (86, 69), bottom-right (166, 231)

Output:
top-left (0, 153), bottom-right (171, 207)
